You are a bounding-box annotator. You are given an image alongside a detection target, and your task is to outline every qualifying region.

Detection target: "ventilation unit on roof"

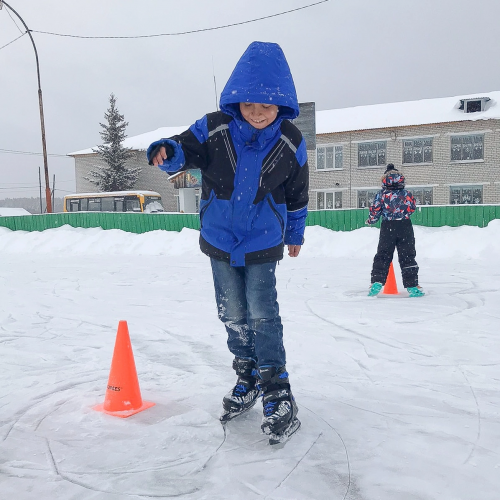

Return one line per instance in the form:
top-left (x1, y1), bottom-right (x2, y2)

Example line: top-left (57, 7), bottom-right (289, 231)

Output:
top-left (458, 97), bottom-right (491, 113)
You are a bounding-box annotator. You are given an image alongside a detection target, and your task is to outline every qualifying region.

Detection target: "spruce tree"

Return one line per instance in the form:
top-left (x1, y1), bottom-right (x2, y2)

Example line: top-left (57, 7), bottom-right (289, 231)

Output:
top-left (86, 93), bottom-right (140, 191)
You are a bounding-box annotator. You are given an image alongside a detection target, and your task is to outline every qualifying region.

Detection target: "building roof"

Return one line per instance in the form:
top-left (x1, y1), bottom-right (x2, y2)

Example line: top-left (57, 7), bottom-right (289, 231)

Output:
top-left (68, 91), bottom-right (500, 156)
top-left (0, 207), bottom-right (31, 216)
top-left (68, 126), bottom-right (188, 156)
top-left (316, 91), bottom-right (500, 134)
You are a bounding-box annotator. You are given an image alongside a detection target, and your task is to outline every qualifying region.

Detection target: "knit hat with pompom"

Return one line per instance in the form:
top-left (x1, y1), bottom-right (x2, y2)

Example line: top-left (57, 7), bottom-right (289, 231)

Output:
top-left (384, 163), bottom-right (398, 174)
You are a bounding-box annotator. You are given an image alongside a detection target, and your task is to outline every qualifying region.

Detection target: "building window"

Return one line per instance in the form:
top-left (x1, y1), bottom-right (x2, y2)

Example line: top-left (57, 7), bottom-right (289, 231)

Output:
top-left (412, 187), bottom-right (433, 205)
top-left (403, 138), bottom-right (433, 164)
top-left (450, 186), bottom-right (483, 204)
top-left (317, 191), bottom-right (342, 209)
top-left (195, 188), bottom-right (201, 212)
top-left (317, 145), bottom-right (343, 170)
top-left (465, 100), bottom-right (482, 113)
top-left (450, 135), bottom-right (484, 161)
top-left (358, 142), bottom-right (386, 167)
top-left (357, 189), bottom-right (379, 208)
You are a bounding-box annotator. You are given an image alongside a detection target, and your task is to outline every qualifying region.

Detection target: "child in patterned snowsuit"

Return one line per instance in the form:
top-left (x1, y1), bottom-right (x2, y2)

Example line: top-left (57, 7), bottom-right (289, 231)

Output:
top-left (366, 164), bottom-right (424, 297)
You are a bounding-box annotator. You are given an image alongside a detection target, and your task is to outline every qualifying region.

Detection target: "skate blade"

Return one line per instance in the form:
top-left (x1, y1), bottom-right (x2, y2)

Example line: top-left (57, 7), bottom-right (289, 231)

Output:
top-left (220, 411), bottom-right (241, 423)
top-left (268, 417), bottom-right (301, 445)
top-left (220, 403), bottom-right (256, 423)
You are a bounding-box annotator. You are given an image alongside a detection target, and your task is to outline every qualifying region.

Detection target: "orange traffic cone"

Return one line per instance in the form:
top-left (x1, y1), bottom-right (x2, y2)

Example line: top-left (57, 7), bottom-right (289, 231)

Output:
top-left (94, 320), bottom-right (155, 418)
top-left (382, 262), bottom-right (399, 295)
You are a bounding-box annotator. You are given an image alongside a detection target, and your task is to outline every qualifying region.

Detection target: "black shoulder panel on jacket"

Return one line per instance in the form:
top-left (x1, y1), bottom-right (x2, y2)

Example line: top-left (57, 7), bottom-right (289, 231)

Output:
top-left (279, 120), bottom-right (304, 149)
top-left (200, 111), bottom-right (237, 202)
top-left (205, 111), bottom-right (233, 132)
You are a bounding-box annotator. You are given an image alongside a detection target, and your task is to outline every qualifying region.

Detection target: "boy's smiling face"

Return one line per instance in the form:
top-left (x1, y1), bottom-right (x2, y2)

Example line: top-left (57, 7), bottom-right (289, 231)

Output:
top-left (239, 102), bottom-right (279, 129)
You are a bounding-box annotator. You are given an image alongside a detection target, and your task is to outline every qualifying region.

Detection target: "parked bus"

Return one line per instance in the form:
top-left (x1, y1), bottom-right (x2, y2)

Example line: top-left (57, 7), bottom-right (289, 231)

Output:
top-left (63, 191), bottom-right (164, 213)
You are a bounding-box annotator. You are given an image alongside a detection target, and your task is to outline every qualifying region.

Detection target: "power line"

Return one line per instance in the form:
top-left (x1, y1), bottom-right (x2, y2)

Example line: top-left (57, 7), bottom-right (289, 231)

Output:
top-left (31, 1), bottom-right (329, 39)
top-left (5, 3), bottom-right (24, 34)
top-left (1, 0), bottom-right (54, 213)
top-left (0, 185), bottom-right (40, 190)
top-left (0, 31), bottom-right (26, 50)
top-left (0, 148), bottom-right (71, 158)
top-left (0, 179), bottom-right (74, 186)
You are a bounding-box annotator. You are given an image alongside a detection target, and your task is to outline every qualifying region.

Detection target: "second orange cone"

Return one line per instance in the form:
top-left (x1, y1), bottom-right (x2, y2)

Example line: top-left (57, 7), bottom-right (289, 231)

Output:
top-left (94, 320), bottom-right (155, 418)
top-left (382, 262), bottom-right (399, 295)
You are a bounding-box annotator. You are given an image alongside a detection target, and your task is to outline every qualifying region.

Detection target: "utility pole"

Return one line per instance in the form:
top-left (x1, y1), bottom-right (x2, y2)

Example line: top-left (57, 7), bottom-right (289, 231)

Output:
top-left (38, 167), bottom-right (43, 213)
top-left (52, 174), bottom-right (55, 211)
top-left (2, 1), bottom-right (53, 212)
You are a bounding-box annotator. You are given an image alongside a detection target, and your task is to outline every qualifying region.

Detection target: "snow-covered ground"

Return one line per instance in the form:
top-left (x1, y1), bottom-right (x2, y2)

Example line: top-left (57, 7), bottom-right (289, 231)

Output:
top-left (1, 222), bottom-right (499, 500)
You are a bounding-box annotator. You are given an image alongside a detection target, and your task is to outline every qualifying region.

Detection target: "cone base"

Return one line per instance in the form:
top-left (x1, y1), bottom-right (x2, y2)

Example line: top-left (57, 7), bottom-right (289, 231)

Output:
top-left (93, 400), bottom-right (155, 418)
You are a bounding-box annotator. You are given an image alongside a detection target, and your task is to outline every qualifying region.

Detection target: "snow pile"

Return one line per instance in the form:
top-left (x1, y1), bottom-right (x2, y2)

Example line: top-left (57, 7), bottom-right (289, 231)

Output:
top-left (1, 220), bottom-right (499, 259)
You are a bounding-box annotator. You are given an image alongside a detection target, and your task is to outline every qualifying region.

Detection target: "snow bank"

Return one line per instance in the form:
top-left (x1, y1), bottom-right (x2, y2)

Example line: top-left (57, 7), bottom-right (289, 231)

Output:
top-left (0, 220), bottom-right (499, 259)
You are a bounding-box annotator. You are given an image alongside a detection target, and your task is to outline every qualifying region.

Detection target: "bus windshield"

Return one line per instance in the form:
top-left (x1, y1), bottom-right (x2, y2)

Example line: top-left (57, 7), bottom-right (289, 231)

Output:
top-left (143, 196), bottom-right (165, 213)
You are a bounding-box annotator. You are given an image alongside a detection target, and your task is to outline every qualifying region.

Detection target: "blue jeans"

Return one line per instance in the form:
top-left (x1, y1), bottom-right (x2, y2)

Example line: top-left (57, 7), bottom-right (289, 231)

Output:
top-left (210, 258), bottom-right (286, 368)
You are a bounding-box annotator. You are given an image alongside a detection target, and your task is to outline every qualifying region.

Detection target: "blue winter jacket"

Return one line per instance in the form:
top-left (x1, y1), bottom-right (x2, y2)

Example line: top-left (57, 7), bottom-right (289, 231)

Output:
top-left (147, 41), bottom-right (309, 266)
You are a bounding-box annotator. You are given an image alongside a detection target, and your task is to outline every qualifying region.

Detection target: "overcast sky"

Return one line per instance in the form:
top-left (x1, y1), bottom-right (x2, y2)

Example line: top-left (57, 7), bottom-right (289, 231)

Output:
top-left (1, 0), bottom-right (500, 201)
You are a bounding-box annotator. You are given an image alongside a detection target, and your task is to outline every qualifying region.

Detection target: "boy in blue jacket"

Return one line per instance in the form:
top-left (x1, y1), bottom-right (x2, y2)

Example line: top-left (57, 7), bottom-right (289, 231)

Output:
top-left (366, 164), bottom-right (424, 297)
top-left (147, 41), bottom-right (308, 443)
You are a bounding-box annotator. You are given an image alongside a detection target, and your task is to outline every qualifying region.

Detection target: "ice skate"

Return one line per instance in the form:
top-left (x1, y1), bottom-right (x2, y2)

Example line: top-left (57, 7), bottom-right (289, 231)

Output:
top-left (220, 358), bottom-right (260, 423)
top-left (407, 285), bottom-right (425, 297)
top-left (257, 366), bottom-right (300, 444)
top-left (268, 417), bottom-right (301, 445)
top-left (368, 282), bottom-right (383, 296)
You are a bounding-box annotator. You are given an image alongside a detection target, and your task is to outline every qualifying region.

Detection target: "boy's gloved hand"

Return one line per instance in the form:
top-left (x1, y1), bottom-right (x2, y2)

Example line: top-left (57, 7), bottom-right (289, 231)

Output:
top-left (148, 142), bottom-right (175, 168)
top-left (365, 218), bottom-right (373, 225)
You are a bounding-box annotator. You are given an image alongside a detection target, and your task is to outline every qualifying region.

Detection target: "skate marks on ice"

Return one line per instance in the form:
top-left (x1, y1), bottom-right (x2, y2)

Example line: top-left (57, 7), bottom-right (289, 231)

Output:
top-left (201, 405), bottom-right (351, 500)
top-left (1, 382), bottom-right (351, 499)
top-left (0, 385), bottom-right (225, 498)
top-left (304, 298), bottom-right (436, 360)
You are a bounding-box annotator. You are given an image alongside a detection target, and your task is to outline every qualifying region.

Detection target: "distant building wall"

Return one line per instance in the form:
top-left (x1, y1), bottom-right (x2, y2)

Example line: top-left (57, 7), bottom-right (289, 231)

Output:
top-left (310, 118), bottom-right (500, 209)
top-left (72, 116), bottom-right (500, 213)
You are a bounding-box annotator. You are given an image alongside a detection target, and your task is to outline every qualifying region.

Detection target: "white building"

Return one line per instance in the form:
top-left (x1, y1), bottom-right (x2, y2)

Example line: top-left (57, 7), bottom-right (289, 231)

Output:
top-left (69, 91), bottom-right (500, 212)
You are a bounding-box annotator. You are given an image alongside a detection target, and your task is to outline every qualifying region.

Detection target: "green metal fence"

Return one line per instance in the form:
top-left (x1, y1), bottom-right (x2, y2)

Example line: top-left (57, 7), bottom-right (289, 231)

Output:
top-left (0, 205), bottom-right (499, 234)
top-left (0, 212), bottom-right (200, 233)
top-left (306, 205), bottom-right (500, 231)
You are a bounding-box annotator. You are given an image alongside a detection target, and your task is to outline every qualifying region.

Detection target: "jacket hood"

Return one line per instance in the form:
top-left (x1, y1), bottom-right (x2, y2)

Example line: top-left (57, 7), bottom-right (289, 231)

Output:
top-left (219, 41), bottom-right (299, 122)
top-left (382, 171), bottom-right (406, 190)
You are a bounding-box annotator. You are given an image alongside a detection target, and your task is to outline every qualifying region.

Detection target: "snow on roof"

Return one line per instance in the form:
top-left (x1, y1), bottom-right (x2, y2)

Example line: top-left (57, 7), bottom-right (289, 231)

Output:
top-left (0, 207), bottom-right (31, 216)
top-left (68, 91), bottom-right (500, 156)
top-left (68, 126), bottom-right (188, 156)
top-left (316, 91), bottom-right (500, 134)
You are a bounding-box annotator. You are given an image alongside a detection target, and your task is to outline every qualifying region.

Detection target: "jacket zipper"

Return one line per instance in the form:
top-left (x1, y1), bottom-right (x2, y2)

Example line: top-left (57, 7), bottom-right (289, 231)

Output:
top-left (199, 194), bottom-right (214, 228)
top-left (266, 197), bottom-right (285, 238)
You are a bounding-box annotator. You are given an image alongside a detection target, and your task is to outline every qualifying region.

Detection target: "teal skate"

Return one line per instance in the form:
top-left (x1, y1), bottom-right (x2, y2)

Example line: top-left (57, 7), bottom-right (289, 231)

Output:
top-left (407, 286), bottom-right (425, 297)
top-left (368, 282), bottom-right (383, 296)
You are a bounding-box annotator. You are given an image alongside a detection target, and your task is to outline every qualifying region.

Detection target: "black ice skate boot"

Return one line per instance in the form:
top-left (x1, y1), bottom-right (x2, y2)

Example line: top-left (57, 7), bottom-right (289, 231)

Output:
top-left (257, 366), bottom-right (301, 444)
top-left (220, 357), bottom-right (260, 423)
